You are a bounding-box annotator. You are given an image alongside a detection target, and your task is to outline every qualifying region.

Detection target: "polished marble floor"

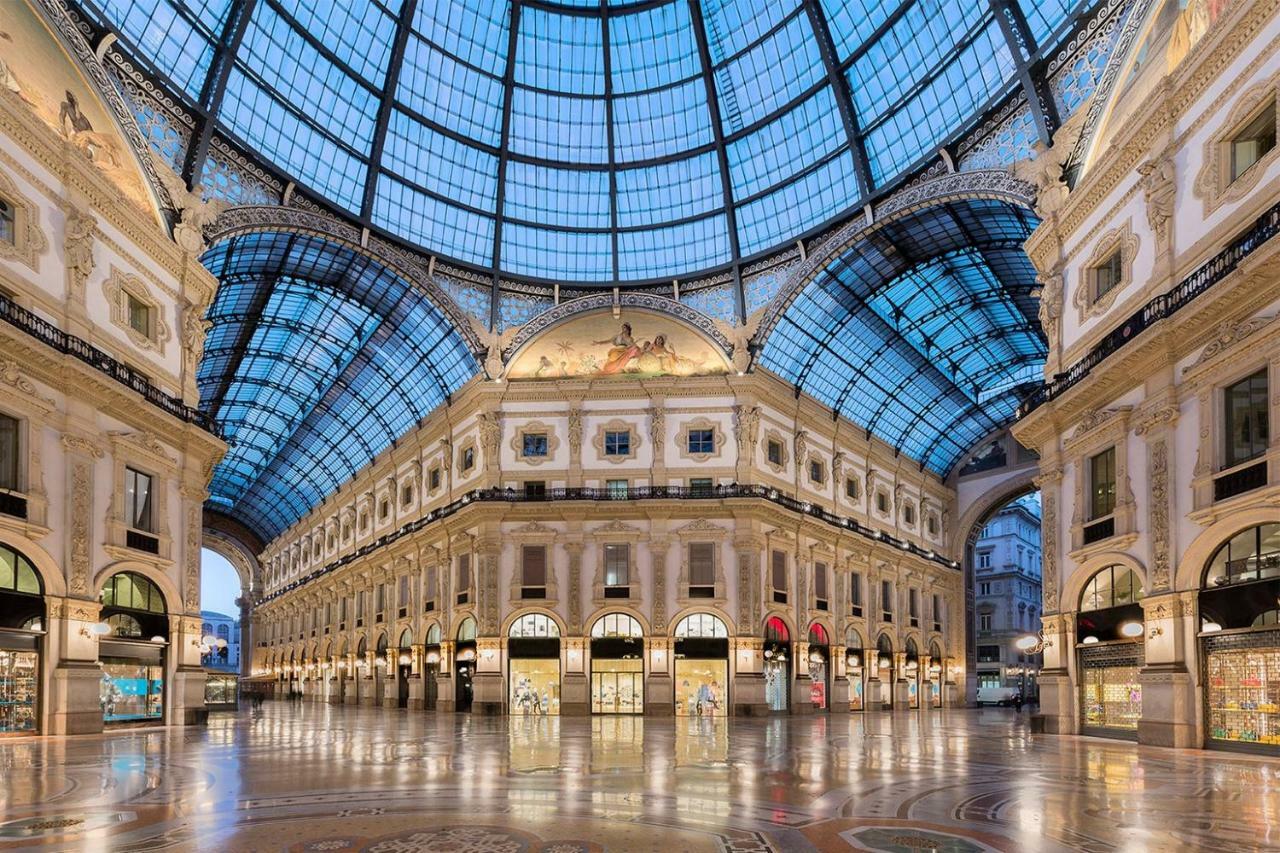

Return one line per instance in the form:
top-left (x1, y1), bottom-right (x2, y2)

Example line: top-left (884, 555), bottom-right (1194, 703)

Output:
top-left (1, 703), bottom-right (1277, 852)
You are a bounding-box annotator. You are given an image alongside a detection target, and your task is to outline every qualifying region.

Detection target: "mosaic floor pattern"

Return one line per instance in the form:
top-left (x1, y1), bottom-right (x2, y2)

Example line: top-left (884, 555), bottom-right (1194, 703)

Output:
top-left (0, 704), bottom-right (1276, 852)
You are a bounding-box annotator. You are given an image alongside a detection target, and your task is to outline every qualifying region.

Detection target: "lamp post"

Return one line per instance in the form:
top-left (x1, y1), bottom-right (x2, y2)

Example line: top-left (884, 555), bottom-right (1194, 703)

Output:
top-left (1014, 633), bottom-right (1049, 702)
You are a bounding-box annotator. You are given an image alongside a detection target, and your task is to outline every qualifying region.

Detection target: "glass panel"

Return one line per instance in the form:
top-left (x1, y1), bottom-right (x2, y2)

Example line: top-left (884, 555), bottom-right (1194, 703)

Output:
top-left (604, 544), bottom-right (629, 587)
top-left (1080, 663), bottom-right (1141, 730)
top-left (764, 656), bottom-right (789, 710)
top-left (509, 658), bottom-right (560, 716)
top-left (126, 468), bottom-right (153, 532)
top-left (0, 547), bottom-right (12, 591)
top-left (1089, 448), bottom-right (1116, 519)
top-left (0, 650), bottom-right (38, 733)
top-left (591, 659), bottom-right (644, 714)
top-left (1206, 644), bottom-right (1280, 746)
top-left (0, 414), bottom-right (16, 492)
top-left (1224, 369), bottom-right (1269, 468)
top-left (15, 558), bottom-right (39, 595)
top-left (1231, 100), bottom-right (1277, 182)
top-left (100, 660), bottom-right (164, 722)
top-left (674, 659), bottom-right (727, 717)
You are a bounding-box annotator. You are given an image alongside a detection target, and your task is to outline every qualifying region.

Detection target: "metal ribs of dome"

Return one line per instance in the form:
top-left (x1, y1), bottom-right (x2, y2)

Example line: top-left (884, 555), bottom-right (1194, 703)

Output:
top-left (75, 0), bottom-right (1087, 295)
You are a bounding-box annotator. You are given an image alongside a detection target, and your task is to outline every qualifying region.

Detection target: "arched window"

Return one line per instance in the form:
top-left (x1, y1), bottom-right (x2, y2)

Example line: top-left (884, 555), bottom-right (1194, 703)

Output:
top-left (845, 627), bottom-right (864, 650)
top-left (1205, 523), bottom-right (1280, 587)
top-left (764, 615), bottom-right (789, 642)
top-left (356, 637), bottom-right (367, 656)
top-left (905, 637), bottom-right (919, 660)
top-left (808, 623), bottom-right (829, 646)
top-left (456, 616), bottom-right (476, 642)
top-left (509, 613), bottom-right (559, 638)
top-left (590, 613), bottom-right (643, 638)
top-left (202, 622), bottom-right (213, 636)
top-left (425, 623), bottom-right (442, 645)
top-left (375, 634), bottom-right (388, 654)
top-left (1080, 566), bottom-right (1143, 612)
top-left (876, 634), bottom-right (893, 666)
top-left (1254, 610), bottom-right (1280, 627)
top-left (398, 628), bottom-right (413, 648)
top-left (674, 612), bottom-right (727, 638)
top-left (217, 624), bottom-right (229, 640)
top-left (0, 543), bottom-right (42, 595)
top-left (929, 641), bottom-right (943, 661)
top-left (101, 572), bottom-right (166, 613)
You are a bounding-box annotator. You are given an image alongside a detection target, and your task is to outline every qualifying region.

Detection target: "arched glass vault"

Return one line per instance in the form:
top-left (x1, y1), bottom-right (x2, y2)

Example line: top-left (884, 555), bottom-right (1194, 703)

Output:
top-left (758, 198), bottom-right (1044, 475)
top-left (75, 0), bottom-right (1086, 285)
top-left (198, 231), bottom-right (478, 540)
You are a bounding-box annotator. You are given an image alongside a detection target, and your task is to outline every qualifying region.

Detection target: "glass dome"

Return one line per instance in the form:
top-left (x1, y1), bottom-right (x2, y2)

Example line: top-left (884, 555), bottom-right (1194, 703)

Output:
top-left (81, 0), bottom-right (1078, 285)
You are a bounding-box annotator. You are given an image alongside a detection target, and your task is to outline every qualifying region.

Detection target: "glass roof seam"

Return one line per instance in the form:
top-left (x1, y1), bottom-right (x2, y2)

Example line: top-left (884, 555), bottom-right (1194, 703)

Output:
top-left (990, 0), bottom-right (1058, 146)
top-left (363, 0), bottom-right (421, 220)
top-left (183, 0), bottom-right (259, 184)
top-left (601, 1), bottom-right (621, 280)
top-left (798, 0), bottom-right (871, 196)
top-left (488, 0), bottom-right (525, 325)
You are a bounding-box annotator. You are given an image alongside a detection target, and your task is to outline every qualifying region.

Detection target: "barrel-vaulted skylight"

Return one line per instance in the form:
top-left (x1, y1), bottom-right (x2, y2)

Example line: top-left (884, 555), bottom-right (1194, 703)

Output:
top-left (80, 0), bottom-right (1080, 285)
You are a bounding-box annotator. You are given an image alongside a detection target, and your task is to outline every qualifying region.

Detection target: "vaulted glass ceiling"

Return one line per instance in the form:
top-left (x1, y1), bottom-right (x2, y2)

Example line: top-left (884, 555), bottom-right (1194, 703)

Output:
top-left (198, 232), bottom-right (478, 540)
top-left (759, 198), bottom-right (1044, 474)
top-left (82, 0), bottom-right (1078, 285)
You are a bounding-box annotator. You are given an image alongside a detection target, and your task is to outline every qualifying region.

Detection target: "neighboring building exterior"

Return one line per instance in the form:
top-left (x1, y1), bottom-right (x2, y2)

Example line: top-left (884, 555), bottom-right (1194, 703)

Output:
top-left (1013, 0), bottom-right (1280, 751)
top-left (200, 610), bottom-right (241, 673)
top-left (973, 497), bottom-right (1042, 697)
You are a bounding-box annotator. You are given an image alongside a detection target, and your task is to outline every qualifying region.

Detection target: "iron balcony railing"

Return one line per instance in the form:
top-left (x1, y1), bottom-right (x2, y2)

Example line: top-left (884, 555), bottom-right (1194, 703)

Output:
top-left (1019, 199), bottom-right (1280, 418)
top-left (0, 293), bottom-right (219, 435)
top-left (260, 483), bottom-right (960, 605)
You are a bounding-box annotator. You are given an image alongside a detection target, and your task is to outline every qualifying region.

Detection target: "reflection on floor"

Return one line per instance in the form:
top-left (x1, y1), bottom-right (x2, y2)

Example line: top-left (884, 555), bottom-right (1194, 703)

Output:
top-left (1, 704), bottom-right (1277, 852)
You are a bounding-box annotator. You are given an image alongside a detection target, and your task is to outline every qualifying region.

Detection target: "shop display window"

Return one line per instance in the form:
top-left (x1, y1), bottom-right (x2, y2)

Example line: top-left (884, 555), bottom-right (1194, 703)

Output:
top-left (0, 649), bottom-right (37, 733)
top-left (809, 658), bottom-right (828, 709)
top-left (1080, 662), bottom-right (1141, 730)
top-left (764, 655), bottom-right (789, 711)
top-left (205, 674), bottom-right (238, 707)
top-left (850, 670), bottom-right (864, 711)
top-left (908, 676), bottom-right (919, 709)
top-left (1205, 638), bottom-right (1280, 747)
top-left (930, 680), bottom-right (942, 708)
top-left (591, 658), bottom-right (643, 714)
top-left (509, 659), bottom-right (560, 716)
top-left (675, 659), bottom-right (727, 717)
top-left (100, 660), bottom-right (163, 722)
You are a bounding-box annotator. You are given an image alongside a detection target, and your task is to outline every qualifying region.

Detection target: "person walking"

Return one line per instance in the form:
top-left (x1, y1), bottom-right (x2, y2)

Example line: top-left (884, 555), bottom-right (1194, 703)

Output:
top-left (1013, 692), bottom-right (1024, 713)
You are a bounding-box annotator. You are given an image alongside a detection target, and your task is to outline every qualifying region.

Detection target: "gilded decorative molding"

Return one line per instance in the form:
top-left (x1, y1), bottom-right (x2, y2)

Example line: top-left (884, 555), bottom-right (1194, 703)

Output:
top-left (509, 419), bottom-right (558, 466)
top-left (68, 458), bottom-right (90, 596)
top-left (1133, 405), bottom-right (1179, 436)
top-left (1149, 437), bottom-right (1172, 591)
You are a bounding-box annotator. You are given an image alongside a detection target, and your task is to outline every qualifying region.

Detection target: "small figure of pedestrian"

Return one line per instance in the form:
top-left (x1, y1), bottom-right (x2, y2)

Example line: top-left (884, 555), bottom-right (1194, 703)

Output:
top-left (1013, 692), bottom-right (1024, 713)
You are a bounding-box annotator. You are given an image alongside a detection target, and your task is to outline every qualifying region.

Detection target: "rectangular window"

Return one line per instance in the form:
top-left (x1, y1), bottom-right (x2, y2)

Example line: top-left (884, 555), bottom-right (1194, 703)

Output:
top-left (0, 413), bottom-right (18, 492)
top-left (0, 199), bottom-right (14, 245)
top-left (814, 561), bottom-right (828, 610)
top-left (808, 459), bottom-right (823, 484)
top-left (850, 572), bottom-right (863, 617)
top-left (880, 579), bottom-right (893, 622)
top-left (606, 479), bottom-right (628, 499)
top-left (604, 543), bottom-right (630, 590)
top-left (356, 590), bottom-right (365, 627)
top-left (1224, 368), bottom-right (1269, 468)
top-left (339, 596), bottom-right (348, 624)
top-left (932, 594), bottom-right (943, 632)
top-left (687, 428), bottom-right (714, 455)
top-left (876, 491), bottom-right (888, 513)
top-left (521, 545), bottom-right (547, 597)
top-left (689, 477), bottom-right (713, 496)
top-left (771, 550), bottom-right (787, 604)
top-left (604, 430), bottom-right (630, 456)
top-left (845, 478), bottom-right (858, 500)
top-left (767, 439), bottom-right (782, 465)
top-left (457, 553), bottom-right (471, 604)
top-left (375, 583), bottom-right (385, 621)
top-left (423, 565), bottom-right (436, 612)
top-left (1089, 447), bottom-right (1116, 519)
top-left (688, 542), bottom-right (715, 596)
top-left (522, 433), bottom-right (548, 457)
top-left (908, 588), bottom-right (920, 628)
top-left (461, 447), bottom-right (474, 472)
top-left (977, 643), bottom-right (1000, 662)
top-left (429, 467), bottom-right (441, 490)
top-left (126, 293), bottom-right (151, 338)
top-left (1092, 249), bottom-right (1123, 299)
top-left (125, 467), bottom-right (153, 532)
top-left (398, 575), bottom-right (409, 617)
top-left (979, 581), bottom-right (991, 596)
top-left (524, 480), bottom-right (546, 498)
top-left (979, 613), bottom-right (992, 632)
top-left (978, 551), bottom-right (991, 569)
top-left (1231, 99), bottom-right (1276, 182)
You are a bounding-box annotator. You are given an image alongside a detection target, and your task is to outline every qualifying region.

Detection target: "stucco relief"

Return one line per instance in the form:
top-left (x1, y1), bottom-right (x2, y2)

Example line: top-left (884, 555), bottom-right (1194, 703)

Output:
top-left (0, 167), bottom-right (46, 271)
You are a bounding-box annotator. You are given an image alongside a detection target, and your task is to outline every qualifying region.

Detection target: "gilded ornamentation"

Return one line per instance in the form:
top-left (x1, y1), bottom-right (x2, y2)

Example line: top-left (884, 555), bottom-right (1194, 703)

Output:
top-left (1149, 438), bottom-right (1171, 591)
top-left (651, 541), bottom-right (667, 630)
top-left (1072, 407), bottom-right (1123, 438)
top-left (60, 432), bottom-right (103, 459)
top-left (1034, 269), bottom-right (1064, 359)
top-left (68, 459), bottom-right (90, 595)
top-left (566, 544), bottom-right (582, 633)
top-left (467, 317), bottom-right (517, 381)
top-left (1134, 405), bottom-right (1179, 436)
top-left (180, 301), bottom-right (212, 375)
top-left (793, 430), bottom-right (808, 471)
top-left (712, 309), bottom-right (763, 374)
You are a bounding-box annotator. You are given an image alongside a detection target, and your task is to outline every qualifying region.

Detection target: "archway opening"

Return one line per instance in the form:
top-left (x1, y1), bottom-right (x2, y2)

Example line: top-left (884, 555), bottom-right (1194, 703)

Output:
top-left (966, 490), bottom-right (1042, 707)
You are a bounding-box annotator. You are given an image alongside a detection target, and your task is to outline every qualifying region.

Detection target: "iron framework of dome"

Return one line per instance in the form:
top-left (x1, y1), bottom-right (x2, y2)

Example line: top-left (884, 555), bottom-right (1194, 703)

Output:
top-left (77, 0), bottom-right (1084, 291)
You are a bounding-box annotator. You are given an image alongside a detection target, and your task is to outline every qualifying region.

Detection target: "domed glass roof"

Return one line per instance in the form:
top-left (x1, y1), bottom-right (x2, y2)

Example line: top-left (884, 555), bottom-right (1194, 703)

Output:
top-left (83, 0), bottom-right (1076, 284)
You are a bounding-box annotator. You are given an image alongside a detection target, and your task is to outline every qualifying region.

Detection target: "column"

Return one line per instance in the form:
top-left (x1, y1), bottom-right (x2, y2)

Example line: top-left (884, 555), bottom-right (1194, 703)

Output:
top-left (562, 637), bottom-right (588, 715)
top-left (170, 613), bottom-right (208, 725)
top-left (1137, 592), bottom-right (1197, 747)
top-left (791, 639), bottom-right (813, 714)
top-left (46, 598), bottom-right (104, 735)
top-left (436, 640), bottom-right (456, 713)
top-left (472, 636), bottom-right (503, 714)
top-left (732, 636), bottom-right (766, 716)
top-left (408, 643), bottom-right (425, 710)
top-left (1034, 612), bottom-right (1075, 733)
top-left (645, 636), bottom-right (673, 716)
top-left (864, 646), bottom-right (883, 711)
top-left (892, 652), bottom-right (910, 708)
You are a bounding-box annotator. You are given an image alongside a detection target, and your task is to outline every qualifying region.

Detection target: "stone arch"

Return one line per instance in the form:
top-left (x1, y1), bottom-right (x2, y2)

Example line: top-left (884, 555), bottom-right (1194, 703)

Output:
top-left (755, 173), bottom-right (1037, 350)
top-left (668, 605), bottom-right (735, 638)
top-left (0, 531), bottom-right (67, 598)
top-left (1062, 552), bottom-right (1150, 614)
top-left (584, 605), bottom-right (651, 637)
top-left (205, 208), bottom-right (484, 357)
top-left (202, 528), bottom-right (260, 596)
top-left (500, 606), bottom-right (566, 638)
top-left (92, 561), bottom-right (180, 616)
top-left (1176, 507), bottom-right (1279, 592)
top-left (950, 466), bottom-right (1040, 560)
top-left (761, 609), bottom-right (796, 640)
top-left (806, 618), bottom-right (834, 645)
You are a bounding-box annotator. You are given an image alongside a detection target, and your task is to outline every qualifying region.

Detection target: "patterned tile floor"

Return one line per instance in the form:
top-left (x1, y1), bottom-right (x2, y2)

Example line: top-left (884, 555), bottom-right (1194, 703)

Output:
top-left (1, 704), bottom-right (1277, 852)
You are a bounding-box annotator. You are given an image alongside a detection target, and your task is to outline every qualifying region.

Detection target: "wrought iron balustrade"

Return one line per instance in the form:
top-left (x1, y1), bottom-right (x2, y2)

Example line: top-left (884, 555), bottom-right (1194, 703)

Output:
top-left (259, 482), bottom-right (960, 605)
top-left (0, 294), bottom-right (220, 435)
top-left (1019, 200), bottom-right (1280, 418)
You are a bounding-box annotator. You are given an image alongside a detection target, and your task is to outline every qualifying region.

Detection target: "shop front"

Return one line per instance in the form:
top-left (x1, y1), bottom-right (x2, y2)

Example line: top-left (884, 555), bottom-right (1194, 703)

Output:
top-left (508, 613), bottom-right (561, 716)
top-left (673, 613), bottom-right (729, 717)
top-left (1199, 522), bottom-right (1280, 753)
top-left (423, 624), bottom-right (441, 711)
top-left (1076, 564), bottom-right (1145, 739)
top-left (928, 642), bottom-right (944, 708)
top-left (905, 639), bottom-right (920, 709)
top-left (807, 624), bottom-right (830, 711)
top-left (98, 572), bottom-right (168, 726)
top-left (204, 672), bottom-right (238, 709)
top-left (590, 613), bottom-right (644, 715)
top-left (845, 628), bottom-right (864, 712)
top-left (455, 617), bottom-right (476, 712)
top-left (396, 629), bottom-right (413, 709)
top-left (373, 634), bottom-right (389, 707)
top-left (875, 634), bottom-right (894, 709)
top-left (762, 616), bottom-right (790, 713)
top-left (0, 544), bottom-right (44, 735)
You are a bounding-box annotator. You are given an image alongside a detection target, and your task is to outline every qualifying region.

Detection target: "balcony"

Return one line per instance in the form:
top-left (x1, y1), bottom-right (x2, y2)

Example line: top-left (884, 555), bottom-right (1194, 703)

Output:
top-left (1214, 461), bottom-right (1267, 501)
